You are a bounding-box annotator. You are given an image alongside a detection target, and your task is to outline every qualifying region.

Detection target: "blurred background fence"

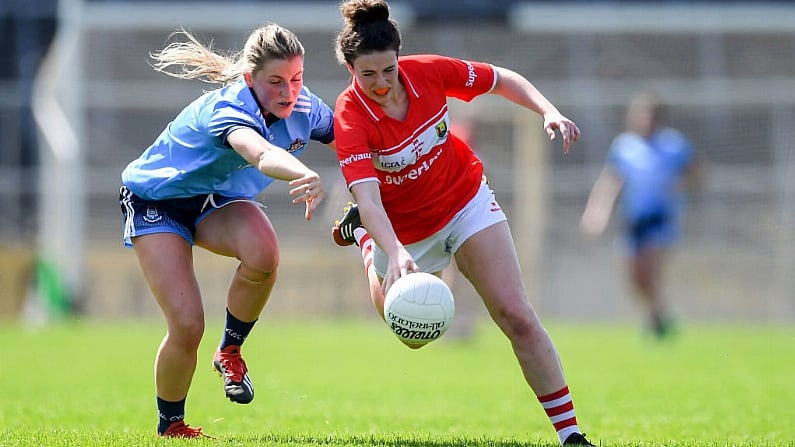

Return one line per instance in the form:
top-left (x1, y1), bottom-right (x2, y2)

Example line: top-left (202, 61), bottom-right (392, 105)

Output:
top-left (1, 0), bottom-right (793, 324)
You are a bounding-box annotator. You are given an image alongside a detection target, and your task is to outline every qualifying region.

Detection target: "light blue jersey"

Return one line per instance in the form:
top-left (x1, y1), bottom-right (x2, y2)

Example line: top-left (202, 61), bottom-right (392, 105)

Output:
top-left (608, 128), bottom-right (693, 224)
top-left (122, 79), bottom-right (334, 200)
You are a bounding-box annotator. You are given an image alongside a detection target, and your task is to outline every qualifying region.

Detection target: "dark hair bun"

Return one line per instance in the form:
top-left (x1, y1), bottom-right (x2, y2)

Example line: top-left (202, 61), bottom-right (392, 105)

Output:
top-left (341, 0), bottom-right (390, 26)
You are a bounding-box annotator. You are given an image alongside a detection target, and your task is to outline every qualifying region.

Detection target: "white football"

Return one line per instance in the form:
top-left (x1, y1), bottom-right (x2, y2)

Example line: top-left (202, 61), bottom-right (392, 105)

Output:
top-left (384, 272), bottom-right (455, 347)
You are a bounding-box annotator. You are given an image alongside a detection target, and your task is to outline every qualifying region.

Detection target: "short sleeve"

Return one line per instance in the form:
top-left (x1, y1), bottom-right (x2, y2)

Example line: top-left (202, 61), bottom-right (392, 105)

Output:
top-left (407, 55), bottom-right (496, 102)
top-left (208, 102), bottom-right (262, 144)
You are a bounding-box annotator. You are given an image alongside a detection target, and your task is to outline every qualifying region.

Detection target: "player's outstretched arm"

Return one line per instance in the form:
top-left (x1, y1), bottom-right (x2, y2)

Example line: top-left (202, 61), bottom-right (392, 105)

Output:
top-left (228, 127), bottom-right (324, 220)
top-left (490, 66), bottom-right (581, 153)
top-left (581, 166), bottom-right (622, 237)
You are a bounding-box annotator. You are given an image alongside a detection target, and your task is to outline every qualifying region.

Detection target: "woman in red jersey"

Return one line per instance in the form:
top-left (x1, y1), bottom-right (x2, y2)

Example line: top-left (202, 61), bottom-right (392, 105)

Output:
top-left (330, 1), bottom-right (594, 446)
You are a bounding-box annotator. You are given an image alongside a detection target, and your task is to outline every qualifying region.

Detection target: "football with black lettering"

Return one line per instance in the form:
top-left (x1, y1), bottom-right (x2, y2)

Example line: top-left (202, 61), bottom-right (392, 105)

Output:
top-left (384, 272), bottom-right (455, 349)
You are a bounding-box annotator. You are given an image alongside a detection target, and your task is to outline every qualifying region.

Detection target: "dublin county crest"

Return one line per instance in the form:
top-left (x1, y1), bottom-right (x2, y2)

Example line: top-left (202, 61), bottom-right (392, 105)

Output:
top-left (288, 138), bottom-right (306, 153)
top-left (143, 206), bottom-right (163, 223)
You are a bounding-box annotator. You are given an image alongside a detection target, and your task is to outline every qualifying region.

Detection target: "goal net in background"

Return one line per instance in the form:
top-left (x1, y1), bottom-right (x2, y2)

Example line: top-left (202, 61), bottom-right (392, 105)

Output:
top-left (9, 1), bottom-right (793, 322)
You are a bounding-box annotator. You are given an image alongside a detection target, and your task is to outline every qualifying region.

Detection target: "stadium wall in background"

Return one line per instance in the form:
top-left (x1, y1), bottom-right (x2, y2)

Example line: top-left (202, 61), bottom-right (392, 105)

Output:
top-left (0, 1), bottom-right (793, 322)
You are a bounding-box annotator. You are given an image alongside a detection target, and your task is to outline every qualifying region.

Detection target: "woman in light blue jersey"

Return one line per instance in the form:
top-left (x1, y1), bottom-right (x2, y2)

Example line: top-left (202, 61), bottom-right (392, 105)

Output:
top-left (119, 23), bottom-right (335, 438)
top-left (581, 91), bottom-right (701, 339)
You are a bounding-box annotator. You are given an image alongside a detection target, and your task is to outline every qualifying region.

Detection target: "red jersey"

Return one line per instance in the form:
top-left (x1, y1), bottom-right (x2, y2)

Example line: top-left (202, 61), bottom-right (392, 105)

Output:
top-left (334, 54), bottom-right (496, 244)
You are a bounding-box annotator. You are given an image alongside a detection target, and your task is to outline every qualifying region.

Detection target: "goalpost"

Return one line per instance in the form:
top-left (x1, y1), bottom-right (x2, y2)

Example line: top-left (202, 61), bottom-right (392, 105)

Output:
top-left (31, 0), bottom-right (84, 320)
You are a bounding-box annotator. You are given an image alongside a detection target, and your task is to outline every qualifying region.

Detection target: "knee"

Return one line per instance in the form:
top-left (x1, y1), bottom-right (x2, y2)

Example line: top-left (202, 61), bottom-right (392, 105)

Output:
top-left (168, 316), bottom-right (205, 351)
top-left (495, 302), bottom-right (543, 342)
top-left (239, 248), bottom-right (279, 283)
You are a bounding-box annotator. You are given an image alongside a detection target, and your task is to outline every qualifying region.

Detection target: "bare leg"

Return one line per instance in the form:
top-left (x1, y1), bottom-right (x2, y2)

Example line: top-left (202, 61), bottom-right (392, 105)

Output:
top-left (455, 222), bottom-right (566, 395)
top-left (629, 245), bottom-right (670, 335)
top-left (195, 202), bottom-right (280, 322)
top-left (133, 233), bottom-right (204, 402)
top-left (441, 260), bottom-right (478, 340)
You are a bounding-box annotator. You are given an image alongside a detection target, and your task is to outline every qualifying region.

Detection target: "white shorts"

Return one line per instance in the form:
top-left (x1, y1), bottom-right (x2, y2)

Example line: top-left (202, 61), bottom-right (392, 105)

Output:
top-left (373, 182), bottom-right (507, 277)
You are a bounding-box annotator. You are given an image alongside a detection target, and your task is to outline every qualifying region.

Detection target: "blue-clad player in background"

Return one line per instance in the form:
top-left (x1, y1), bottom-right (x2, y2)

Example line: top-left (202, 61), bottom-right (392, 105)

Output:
top-left (581, 90), bottom-right (701, 339)
top-left (119, 24), bottom-right (335, 437)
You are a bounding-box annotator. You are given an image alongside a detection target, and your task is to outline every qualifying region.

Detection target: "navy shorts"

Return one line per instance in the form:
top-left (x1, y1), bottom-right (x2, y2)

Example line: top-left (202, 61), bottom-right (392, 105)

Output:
top-left (119, 186), bottom-right (254, 247)
top-left (623, 212), bottom-right (677, 254)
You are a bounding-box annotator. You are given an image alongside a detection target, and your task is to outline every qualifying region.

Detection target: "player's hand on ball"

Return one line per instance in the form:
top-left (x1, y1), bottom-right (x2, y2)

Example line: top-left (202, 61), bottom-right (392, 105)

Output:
top-left (381, 248), bottom-right (418, 295)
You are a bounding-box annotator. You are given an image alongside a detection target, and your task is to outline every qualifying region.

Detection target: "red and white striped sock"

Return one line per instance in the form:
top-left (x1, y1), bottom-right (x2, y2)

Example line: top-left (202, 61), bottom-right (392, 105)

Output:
top-left (538, 386), bottom-right (581, 445)
top-left (354, 227), bottom-right (373, 273)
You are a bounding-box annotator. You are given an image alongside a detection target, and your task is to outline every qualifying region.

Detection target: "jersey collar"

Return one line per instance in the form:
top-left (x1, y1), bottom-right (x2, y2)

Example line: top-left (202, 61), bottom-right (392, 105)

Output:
top-left (351, 67), bottom-right (420, 122)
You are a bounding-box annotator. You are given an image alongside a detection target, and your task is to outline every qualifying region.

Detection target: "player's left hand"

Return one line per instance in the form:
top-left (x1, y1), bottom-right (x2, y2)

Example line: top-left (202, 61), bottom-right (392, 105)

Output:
top-left (543, 113), bottom-right (581, 154)
top-left (289, 171), bottom-right (324, 220)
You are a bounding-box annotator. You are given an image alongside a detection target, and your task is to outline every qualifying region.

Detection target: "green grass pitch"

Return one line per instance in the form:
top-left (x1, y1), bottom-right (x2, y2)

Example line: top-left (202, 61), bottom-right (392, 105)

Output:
top-left (0, 318), bottom-right (791, 446)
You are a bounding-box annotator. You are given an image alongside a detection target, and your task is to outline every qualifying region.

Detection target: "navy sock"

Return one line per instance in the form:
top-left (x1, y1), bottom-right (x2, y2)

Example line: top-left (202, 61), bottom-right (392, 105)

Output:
top-left (219, 308), bottom-right (257, 350)
top-left (156, 396), bottom-right (186, 435)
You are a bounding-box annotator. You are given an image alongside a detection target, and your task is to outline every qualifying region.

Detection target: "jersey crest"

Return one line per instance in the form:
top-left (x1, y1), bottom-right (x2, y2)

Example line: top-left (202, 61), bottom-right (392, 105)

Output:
top-left (435, 121), bottom-right (448, 138)
top-left (288, 138), bottom-right (306, 153)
